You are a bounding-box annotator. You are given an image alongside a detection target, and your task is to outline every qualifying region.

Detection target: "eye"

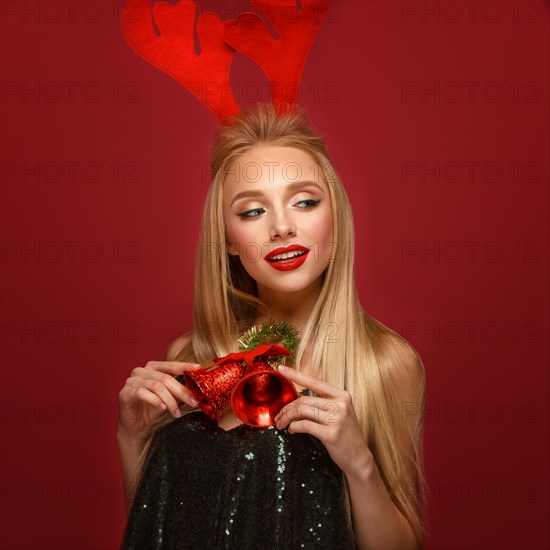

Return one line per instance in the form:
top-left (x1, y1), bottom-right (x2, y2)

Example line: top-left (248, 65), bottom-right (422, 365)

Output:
top-left (236, 207), bottom-right (266, 218)
top-left (295, 199), bottom-right (321, 209)
top-left (236, 199), bottom-right (320, 218)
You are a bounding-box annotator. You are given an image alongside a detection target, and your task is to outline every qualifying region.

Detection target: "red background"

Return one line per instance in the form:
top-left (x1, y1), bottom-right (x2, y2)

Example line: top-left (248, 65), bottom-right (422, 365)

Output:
top-left (1, 1), bottom-right (549, 548)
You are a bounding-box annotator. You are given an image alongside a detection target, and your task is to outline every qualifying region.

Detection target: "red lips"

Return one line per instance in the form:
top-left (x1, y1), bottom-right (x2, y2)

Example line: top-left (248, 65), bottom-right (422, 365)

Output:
top-left (264, 244), bottom-right (309, 261)
top-left (264, 244), bottom-right (310, 271)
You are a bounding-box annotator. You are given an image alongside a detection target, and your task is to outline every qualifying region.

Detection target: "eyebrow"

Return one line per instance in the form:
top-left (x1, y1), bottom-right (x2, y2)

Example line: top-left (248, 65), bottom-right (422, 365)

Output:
top-left (230, 181), bottom-right (325, 207)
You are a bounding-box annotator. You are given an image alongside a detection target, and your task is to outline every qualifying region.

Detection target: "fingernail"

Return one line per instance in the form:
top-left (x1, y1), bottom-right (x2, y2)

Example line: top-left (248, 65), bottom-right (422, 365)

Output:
top-left (160, 403), bottom-right (167, 410)
top-left (175, 409), bottom-right (182, 418)
top-left (278, 366), bottom-right (288, 372)
top-left (189, 397), bottom-right (199, 407)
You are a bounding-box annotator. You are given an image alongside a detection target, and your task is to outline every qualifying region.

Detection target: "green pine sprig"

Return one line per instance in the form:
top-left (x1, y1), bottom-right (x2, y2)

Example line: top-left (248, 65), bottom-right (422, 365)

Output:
top-left (237, 321), bottom-right (301, 366)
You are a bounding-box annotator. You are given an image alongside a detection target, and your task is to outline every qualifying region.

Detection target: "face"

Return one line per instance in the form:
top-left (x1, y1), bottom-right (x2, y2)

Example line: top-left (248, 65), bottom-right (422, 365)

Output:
top-left (223, 145), bottom-right (334, 295)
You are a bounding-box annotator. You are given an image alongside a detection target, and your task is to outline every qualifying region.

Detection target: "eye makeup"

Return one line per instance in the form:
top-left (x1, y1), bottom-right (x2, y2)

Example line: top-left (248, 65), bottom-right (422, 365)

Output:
top-left (236, 198), bottom-right (321, 218)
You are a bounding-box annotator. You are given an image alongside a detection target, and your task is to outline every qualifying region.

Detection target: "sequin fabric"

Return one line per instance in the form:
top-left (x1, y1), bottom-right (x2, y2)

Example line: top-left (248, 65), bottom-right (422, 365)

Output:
top-left (120, 390), bottom-right (357, 549)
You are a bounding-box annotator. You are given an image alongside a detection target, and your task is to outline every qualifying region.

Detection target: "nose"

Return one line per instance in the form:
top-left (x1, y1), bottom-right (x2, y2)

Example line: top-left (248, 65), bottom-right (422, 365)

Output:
top-left (269, 210), bottom-right (296, 241)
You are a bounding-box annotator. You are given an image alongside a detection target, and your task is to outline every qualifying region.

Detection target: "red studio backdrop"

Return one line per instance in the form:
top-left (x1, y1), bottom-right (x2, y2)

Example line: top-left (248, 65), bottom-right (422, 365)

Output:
top-left (1, 1), bottom-right (548, 549)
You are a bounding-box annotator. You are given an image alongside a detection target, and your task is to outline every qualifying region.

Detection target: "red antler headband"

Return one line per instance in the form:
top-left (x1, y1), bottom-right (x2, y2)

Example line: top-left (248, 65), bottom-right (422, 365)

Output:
top-left (121, 0), bottom-right (330, 125)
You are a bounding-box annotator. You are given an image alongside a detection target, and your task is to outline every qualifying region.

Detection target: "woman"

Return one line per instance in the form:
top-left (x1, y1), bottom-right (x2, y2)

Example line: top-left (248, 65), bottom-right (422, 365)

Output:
top-left (118, 102), bottom-right (427, 549)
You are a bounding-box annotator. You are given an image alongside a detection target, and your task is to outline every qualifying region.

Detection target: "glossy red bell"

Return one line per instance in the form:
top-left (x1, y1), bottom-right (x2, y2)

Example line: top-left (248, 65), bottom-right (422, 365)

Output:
top-left (183, 362), bottom-right (246, 421)
top-left (231, 362), bottom-right (298, 428)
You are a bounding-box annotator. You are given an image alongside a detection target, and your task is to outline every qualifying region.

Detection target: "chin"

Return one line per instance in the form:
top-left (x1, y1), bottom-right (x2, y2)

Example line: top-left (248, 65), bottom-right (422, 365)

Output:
top-left (255, 273), bottom-right (326, 295)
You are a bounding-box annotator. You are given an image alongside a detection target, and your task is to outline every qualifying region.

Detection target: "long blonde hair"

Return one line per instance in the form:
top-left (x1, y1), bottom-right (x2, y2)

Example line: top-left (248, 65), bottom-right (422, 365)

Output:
top-left (131, 103), bottom-right (428, 546)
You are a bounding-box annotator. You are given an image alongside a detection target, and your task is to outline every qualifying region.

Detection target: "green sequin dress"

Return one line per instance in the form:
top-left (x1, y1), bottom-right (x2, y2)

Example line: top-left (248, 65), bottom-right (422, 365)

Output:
top-left (120, 390), bottom-right (357, 549)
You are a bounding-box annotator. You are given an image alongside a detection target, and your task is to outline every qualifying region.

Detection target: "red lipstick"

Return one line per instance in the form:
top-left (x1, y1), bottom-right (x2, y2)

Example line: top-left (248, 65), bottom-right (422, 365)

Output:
top-left (264, 244), bottom-right (309, 271)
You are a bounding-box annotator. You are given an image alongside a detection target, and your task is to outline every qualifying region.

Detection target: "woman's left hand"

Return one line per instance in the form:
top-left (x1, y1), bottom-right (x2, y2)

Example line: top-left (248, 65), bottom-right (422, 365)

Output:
top-left (273, 365), bottom-right (372, 476)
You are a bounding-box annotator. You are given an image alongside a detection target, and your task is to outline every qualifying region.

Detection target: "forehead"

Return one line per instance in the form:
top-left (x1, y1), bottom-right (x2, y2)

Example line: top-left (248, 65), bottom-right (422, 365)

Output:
top-left (223, 145), bottom-right (326, 190)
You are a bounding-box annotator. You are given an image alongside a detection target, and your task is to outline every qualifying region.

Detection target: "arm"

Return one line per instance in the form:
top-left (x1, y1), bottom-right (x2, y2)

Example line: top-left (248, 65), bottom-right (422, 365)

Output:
top-left (345, 340), bottom-right (424, 550)
top-left (345, 453), bottom-right (421, 550)
top-left (274, 336), bottom-right (425, 549)
top-left (117, 333), bottom-right (190, 515)
top-left (117, 426), bottom-right (148, 515)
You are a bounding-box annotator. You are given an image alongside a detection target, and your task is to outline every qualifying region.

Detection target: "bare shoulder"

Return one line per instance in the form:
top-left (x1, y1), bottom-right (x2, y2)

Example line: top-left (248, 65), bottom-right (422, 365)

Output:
top-left (163, 332), bottom-right (193, 361)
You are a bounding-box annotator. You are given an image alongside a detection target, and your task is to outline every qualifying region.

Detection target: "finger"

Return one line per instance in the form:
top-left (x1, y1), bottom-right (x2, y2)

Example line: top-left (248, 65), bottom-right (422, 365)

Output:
top-left (139, 378), bottom-right (192, 418)
top-left (274, 395), bottom-right (335, 421)
top-left (133, 386), bottom-right (166, 412)
top-left (144, 361), bottom-right (203, 375)
top-left (275, 397), bottom-right (341, 429)
top-left (276, 366), bottom-right (337, 398)
top-left (286, 419), bottom-right (324, 440)
top-left (133, 368), bottom-right (200, 409)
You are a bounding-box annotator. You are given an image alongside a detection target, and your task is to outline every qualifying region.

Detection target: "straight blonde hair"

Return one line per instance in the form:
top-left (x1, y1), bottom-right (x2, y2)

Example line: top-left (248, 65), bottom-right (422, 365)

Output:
top-left (130, 103), bottom-right (428, 547)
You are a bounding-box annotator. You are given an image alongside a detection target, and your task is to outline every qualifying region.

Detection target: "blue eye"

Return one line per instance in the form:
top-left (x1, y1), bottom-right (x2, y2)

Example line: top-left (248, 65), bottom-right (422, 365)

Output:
top-left (236, 199), bottom-right (320, 218)
top-left (236, 207), bottom-right (265, 218)
top-left (295, 199), bottom-right (321, 208)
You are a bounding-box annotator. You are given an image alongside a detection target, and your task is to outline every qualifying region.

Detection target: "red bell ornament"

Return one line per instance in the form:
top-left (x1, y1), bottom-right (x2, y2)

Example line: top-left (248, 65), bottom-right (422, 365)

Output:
top-left (183, 361), bottom-right (246, 421)
top-left (231, 361), bottom-right (298, 428)
top-left (183, 343), bottom-right (298, 428)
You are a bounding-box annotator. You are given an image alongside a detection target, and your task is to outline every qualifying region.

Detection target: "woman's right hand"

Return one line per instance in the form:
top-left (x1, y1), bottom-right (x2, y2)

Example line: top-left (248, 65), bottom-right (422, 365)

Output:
top-left (117, 361), bottom-right (203, 443)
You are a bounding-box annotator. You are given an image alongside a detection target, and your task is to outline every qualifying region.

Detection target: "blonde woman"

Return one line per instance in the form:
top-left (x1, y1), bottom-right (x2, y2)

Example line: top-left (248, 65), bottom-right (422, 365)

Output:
top-left (118, 102), bottom-right (427, 549)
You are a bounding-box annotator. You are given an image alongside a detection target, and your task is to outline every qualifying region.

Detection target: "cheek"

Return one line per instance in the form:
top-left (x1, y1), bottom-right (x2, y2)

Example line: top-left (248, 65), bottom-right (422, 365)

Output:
top-left (316, 207), bottom-right (334, 242)
top-left (225, 214), bottom-right (243, 241)
top-left (228, 224), bottom-right (249, 245)
top-left (226, 221), bottom-right (262, 254)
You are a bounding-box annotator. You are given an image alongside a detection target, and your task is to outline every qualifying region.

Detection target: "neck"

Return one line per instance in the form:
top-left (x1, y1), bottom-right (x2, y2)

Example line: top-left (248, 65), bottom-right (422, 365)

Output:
top-left (253, 275), bottom-right (324, 336)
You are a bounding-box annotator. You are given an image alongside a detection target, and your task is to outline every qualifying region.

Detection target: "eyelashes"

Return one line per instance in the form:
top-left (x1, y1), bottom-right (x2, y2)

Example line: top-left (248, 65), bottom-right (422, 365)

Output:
top-left (236, 199), bottom-right (321, 219)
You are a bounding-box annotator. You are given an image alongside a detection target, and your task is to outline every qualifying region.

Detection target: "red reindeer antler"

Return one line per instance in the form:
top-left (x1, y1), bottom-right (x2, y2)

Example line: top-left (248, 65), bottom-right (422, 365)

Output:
top-left (121, 0), bottom-right (330, 123)
top-left (223, 0), bottom-right (330, 115)
top-left (121, 0), bottom-right (240, 124)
